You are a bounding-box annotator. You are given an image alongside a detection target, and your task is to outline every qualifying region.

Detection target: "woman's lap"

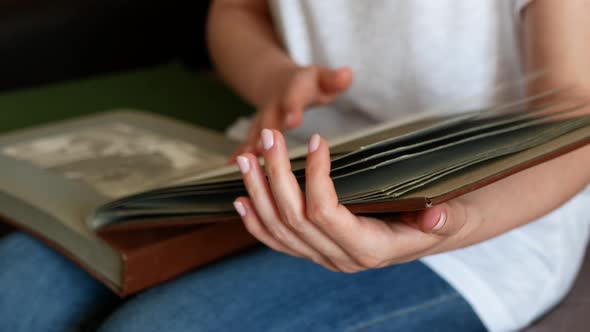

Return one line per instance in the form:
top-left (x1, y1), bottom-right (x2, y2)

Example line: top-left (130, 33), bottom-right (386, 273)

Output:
top-left (0, 232), bottom-right (117, 332)
top-left (0, 232), bottom-right (487, 332)
top-left (99, 247), bottom-right (486, 332)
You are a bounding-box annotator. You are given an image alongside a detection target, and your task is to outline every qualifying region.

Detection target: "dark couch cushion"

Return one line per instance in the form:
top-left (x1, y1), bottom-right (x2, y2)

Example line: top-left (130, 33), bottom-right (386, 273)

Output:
top-left (525, 246), bottom-right (590, 332)
top-left (0, 0), bottom-right (211, 91)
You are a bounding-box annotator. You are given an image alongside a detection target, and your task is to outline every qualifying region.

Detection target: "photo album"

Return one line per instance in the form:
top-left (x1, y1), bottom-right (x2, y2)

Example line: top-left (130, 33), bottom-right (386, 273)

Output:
top-left (1, 89), bottom-right (589, 295)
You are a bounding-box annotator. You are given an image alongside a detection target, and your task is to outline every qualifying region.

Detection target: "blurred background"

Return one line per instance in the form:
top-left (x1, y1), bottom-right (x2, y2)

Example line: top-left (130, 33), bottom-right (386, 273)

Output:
top-left (0, 0), bottom-right (211, 91)
top-left (0, 0), bottom-right (253, 237)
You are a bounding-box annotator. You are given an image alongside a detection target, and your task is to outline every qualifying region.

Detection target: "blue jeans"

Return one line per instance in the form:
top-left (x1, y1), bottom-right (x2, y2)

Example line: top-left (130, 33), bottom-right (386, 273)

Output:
top-left (0, 232), bottom-right (487, 332)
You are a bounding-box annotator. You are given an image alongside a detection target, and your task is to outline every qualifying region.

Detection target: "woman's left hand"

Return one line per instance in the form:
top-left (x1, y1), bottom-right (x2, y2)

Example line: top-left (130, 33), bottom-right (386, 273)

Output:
top-left (233, 129), bottom-right (481, 272)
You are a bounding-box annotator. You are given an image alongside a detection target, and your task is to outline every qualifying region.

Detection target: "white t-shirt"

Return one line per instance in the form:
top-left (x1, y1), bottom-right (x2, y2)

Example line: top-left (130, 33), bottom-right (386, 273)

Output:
top-left (264, 1), bottom-right (590, 331)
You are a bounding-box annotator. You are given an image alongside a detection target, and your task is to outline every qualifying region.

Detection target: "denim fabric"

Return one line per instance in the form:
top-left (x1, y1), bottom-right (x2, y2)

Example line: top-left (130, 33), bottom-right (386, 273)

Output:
top-left (100, 246), bottom-right (487, 332)
top-left (0, 232), bottom-right (117, 332)
top-left (0, 232), bottom-right (487, 332)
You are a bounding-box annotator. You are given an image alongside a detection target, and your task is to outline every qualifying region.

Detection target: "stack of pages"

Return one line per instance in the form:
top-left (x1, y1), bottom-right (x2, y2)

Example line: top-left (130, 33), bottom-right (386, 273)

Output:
top-left (93, 94), bottom-right (590, 229)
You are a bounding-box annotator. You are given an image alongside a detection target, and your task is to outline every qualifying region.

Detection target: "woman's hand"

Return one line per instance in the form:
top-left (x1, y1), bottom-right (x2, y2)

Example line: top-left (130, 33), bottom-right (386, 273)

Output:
top-left (229, 66), bottom-right (353, 161)
top-left (232, 129), bottom-right (480, 272)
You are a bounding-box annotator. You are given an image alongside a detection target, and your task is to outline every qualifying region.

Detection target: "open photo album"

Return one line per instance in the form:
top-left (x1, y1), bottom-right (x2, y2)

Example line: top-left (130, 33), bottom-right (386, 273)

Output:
top-left (1, 89), bottom-right (589, 295)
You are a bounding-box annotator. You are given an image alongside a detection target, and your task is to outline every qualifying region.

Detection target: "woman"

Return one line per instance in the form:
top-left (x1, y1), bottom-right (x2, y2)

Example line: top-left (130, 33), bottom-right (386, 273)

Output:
top-left (2, 1), bottom-right (590, 331)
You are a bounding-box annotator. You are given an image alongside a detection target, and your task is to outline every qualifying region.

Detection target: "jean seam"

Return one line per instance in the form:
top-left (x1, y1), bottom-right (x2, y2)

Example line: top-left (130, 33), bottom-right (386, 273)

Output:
top-left (346, 292), bottom-right (461, 332)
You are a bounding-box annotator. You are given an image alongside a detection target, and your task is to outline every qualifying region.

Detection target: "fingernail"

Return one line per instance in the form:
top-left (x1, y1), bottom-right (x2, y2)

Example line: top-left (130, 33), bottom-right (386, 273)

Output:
top-left (236, 155), bottom-right (250, 174)
top-left (233, 201), bottom-right (247, 217)
top-left (432, 211), bottom-right (447, 233)
top-left (309, 134), bottom-right (321, 153)
top-left (261, 129), bottom-right (274, 150)
top-left (285, 113), bottom-right (294, 126)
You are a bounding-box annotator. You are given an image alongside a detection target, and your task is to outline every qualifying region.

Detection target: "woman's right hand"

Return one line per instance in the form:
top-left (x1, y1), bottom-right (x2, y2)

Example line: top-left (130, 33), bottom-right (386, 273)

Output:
top-left (229, 65), bottom-right (353, 161)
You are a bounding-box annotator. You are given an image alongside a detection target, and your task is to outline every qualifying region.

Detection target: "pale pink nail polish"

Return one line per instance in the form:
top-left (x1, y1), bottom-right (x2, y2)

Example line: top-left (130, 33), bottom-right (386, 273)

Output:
top-left (309, 134), bottom-right (321, 153)
top-left (432, 212), bottom-right (447, 233)
top-left (233, 201), bottom-right (247, 217)
top-left (285, 113), bottom-right (295, 126)
top-left (236, 156), bottom-right (250, 174)
top-left (261, 129), bottom-right (274, 150)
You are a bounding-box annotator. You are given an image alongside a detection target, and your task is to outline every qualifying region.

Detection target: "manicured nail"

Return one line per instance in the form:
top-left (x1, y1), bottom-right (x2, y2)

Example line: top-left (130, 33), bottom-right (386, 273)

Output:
top-left (233, 201), bottom-right (247, 217)
top-left (285, 113), bottom-right (294, 126)
top-left (236, 155), bottom-right (250, 174)
top-left (261, 129), bottom-right (274, 150)
top-left (432, 211), bottom-right (447, 233)
top-left (309, 134), bottom-right (321, 153)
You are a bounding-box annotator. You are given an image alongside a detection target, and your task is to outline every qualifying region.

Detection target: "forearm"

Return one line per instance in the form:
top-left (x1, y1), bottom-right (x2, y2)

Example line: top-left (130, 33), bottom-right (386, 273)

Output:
top-left (207, 0), bottom-right (297, 107)
top-left (453, 0), bottom-right (590, 247)
top-left (457, 144), bottom-right (590, 246)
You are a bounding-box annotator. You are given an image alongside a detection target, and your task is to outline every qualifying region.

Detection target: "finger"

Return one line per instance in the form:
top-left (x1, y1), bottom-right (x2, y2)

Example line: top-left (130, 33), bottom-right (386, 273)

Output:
top-left (282, 66), bottom-right (353, 129)
top-left (282, 65), bottom-right (341, 129)
top-left (305, 135), bottom-right (447, 268)
top-left (234, 198), bottom-right (339, 272)
top-left (281, 79), bottom-right (310, 129)
top-left (261, 129), bottom-right (363, 272)
top-left (233, 197), bottom-right (302, 258)
top-left (260, 129), bottom-right (306, 221)
top-left (227, 113), bottom-right (264, 163)
top-left (258, 105), bottom-right (284, 130)
top-left (227, 142), bottom-right (256, 164)
top-left (318, 67), bottom-right (353, 94)
top-left (236, 152), bottom-right (339, 270)
top-left (305, 136), bottom-right (399, 268)
top-left (305, 134), bottom-right (369, 255)
top-left (241, 107), bottom-right (280, 157)
top-left (235, 113), bottom-right (263, 159)
top-left (406, 202), bottom-right (468, 236)
top-left (256, 105), bottom-right (286, 153)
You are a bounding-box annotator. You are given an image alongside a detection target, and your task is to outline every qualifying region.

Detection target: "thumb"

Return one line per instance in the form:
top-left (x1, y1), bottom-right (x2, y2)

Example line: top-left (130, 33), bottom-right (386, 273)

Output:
top-left (403, 202), bottom-right (468, 236)
top-left (282, 66), bottom-right (353, 129)
top-left (318, 67), bottom-right (353, 94)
